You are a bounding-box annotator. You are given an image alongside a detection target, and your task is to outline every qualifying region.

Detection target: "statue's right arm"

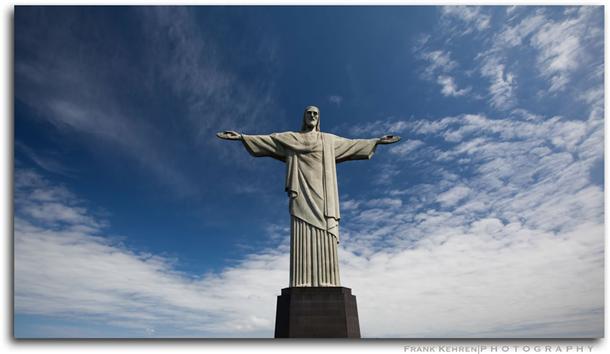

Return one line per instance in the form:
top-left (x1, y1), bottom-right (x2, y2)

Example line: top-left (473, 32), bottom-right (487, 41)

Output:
top-left (216, 131), bottom-right (243, 140)
top-left (237, 133), bottom-right (286, 162)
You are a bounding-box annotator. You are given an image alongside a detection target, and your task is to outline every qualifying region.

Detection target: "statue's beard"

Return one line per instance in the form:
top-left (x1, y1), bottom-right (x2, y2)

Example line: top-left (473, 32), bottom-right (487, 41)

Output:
top-left (303, 122), bottom-right (317, 131)
top-left (301, 116), bottom-right (319, 131)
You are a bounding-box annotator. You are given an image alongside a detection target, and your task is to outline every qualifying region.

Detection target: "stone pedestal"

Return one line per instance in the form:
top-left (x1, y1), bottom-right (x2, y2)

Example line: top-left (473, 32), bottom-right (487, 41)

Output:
top-left (274, 287), bottom-right (361, 338)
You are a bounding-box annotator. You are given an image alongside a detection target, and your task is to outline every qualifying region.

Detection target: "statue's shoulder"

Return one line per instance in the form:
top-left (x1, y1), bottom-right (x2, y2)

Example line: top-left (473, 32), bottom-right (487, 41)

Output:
top-left (320, 132), bottom-right (342, 141)
top-left (321, 132), bottom-right (338, 138)
top-left (270, 131), bottom-right (299, 141)
top-left (269, 131), bottom-right (301, 145)
top-left (271, 131), bottom-right (298, 138)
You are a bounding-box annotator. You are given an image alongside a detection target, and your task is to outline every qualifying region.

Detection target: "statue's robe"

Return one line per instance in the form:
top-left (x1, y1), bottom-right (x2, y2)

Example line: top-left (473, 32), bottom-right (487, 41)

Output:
top-left (241, 131), bottom-right (377, 287)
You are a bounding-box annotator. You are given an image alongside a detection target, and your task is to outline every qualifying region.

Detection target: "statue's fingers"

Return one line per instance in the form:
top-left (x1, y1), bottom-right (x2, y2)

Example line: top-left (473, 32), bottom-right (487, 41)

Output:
top-left (217, 131), bottom-right (236, 139)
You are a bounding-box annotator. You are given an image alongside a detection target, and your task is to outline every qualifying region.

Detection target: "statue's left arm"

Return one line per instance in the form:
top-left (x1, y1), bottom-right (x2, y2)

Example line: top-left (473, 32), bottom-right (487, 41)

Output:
top-left (333, 134), bottom-right (401, 163)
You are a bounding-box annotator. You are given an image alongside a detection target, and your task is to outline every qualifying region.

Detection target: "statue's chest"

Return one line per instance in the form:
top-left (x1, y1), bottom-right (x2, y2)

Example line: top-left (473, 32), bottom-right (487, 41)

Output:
top-left (292, 134), bottom-right (323, 155)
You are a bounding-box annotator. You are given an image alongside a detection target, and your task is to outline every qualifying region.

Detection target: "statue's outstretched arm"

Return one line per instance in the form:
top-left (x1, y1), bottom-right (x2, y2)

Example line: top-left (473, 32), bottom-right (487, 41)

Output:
top-left (334, 135), bottom-right (400, 163)
top-left (217, 131), bottom-right (243, 140)
top-left (218, 131), bottom-right (286, 162)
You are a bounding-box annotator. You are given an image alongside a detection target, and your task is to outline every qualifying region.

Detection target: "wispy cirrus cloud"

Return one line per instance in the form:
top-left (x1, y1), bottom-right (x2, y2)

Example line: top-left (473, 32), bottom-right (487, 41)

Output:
top-left (389, 139), bottom-right (424, 157)
top-left (440, 6), bottom-right (491, 36)
top-left (495, 10), bottom-right (546, 47)
top-left (139, 7), bottom-right (279, 139)
top-left (479, 60), bottom-right (517, 110)
top-left (15, 10), bottom-right (199, 196)
top-left (15, 142), bottom-right (77, 177)
top-left (414, 34), bottom-right (474, 100)
top-left (415, 6), bottom-right (603, 112)
top-left (15, 7), bottom-right (280, 196)
top-left (482, 6), bottom-right (602, 104)
top-left (437, 75), bottom-right (471, 97)
top-left (419, 50), bottom-right (458, 80)
top-left (529, 7), bottom-right (601, 92)
top-left (414, 48), bottom-right (472, 99)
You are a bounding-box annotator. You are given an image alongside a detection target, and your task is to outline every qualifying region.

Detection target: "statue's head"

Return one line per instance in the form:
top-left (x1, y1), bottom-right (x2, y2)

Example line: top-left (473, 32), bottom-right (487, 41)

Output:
top-left (301, 105), bottom-right (320, 132)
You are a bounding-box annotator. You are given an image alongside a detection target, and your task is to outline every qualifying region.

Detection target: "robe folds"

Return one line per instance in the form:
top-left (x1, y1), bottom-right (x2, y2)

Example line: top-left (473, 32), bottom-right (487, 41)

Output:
top-left (241, 131), bottom-right (377, 287)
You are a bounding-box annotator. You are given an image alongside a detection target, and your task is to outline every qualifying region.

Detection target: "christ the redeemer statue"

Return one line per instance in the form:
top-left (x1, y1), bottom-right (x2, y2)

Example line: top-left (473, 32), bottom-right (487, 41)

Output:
top-left (217, 106), bottom-right (399, 288)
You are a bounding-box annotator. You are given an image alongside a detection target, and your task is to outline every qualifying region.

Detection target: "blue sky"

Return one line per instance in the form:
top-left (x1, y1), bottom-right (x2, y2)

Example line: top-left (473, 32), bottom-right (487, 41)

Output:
top-left (14, 6), bottom-right (604, 338)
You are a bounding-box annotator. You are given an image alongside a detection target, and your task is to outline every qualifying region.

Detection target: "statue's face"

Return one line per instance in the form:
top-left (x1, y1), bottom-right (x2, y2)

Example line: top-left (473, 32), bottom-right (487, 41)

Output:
top-left (304, 107), bottom-right (319, 129)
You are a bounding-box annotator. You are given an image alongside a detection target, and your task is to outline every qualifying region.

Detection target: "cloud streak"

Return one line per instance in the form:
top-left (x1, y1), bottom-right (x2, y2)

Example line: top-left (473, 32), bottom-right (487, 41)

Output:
top-left (441, 6), bottom-right (491, 35)
top-left (437, 75), bottom-right (471, 97)
top-left (15, 7), bottom-right (280, 197)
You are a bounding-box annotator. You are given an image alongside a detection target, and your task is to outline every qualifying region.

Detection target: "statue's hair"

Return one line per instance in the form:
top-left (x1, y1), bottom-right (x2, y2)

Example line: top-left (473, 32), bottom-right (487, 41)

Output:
top-left (300, 106), bottom-right (320, 132)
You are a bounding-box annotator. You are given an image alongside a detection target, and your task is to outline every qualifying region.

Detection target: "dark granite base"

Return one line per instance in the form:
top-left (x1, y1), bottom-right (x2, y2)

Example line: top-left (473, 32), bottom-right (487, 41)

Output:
top-left (274, 286), bottom-right (361, 338)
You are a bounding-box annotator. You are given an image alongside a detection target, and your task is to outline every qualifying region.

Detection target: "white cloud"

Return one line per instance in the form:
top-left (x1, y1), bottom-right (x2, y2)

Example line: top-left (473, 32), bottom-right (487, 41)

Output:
top-left (436, 185), bottom-right (471, 207)
top-left (529, 7), bottom-right (596, 92)
top-left (389, 139), bottom-right (424, 157)
top-left (343, 221), bottom-right (603, 337)
top-left (496, 11), bottom-right (546, 47)
top-left (480, 61), bottom-right (517, 110)
top-left (348, 118), bottom-right (412, 137)
top-left (411, 7), bottom-right (603, 116)
top-left (505, 6), bottom-right (518, 16)
top-left (437, 75), bottom-right (471, 97)
top-left (15, 169), bottom-right (288, 337)
top-left (419, 50), bottom-right (458, 80)
top-left (423, 50), bottom-right (457, 72)
top-left (372, 162), bottom-right (402, 187)
top-left (578, 87), bottom-right (603, 106)
top-left (485, 7), bottom-right (602, 98)
top-left (441, 6), bottom-right (491, 34)
top-left (340, 198), bottom-right (361, 211)
top-left (431, 7), bottom-right (603, 111)
top-left (365, 198), bottom-right (403, 209)
top-left (16, 217), bottom-right (288, 337)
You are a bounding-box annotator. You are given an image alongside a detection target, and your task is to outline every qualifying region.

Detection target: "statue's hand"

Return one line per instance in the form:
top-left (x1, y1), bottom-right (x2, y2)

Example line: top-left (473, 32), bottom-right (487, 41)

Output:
top-left (378, 135), bottom-right (401, 144)
top-left (217, 131), bottom-right (242, 140)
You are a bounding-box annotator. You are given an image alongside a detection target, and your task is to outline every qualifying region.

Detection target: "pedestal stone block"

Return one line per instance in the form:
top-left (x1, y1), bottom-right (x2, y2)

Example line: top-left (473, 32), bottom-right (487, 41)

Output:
top-left (274, 287), bottom-right (361, 338)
